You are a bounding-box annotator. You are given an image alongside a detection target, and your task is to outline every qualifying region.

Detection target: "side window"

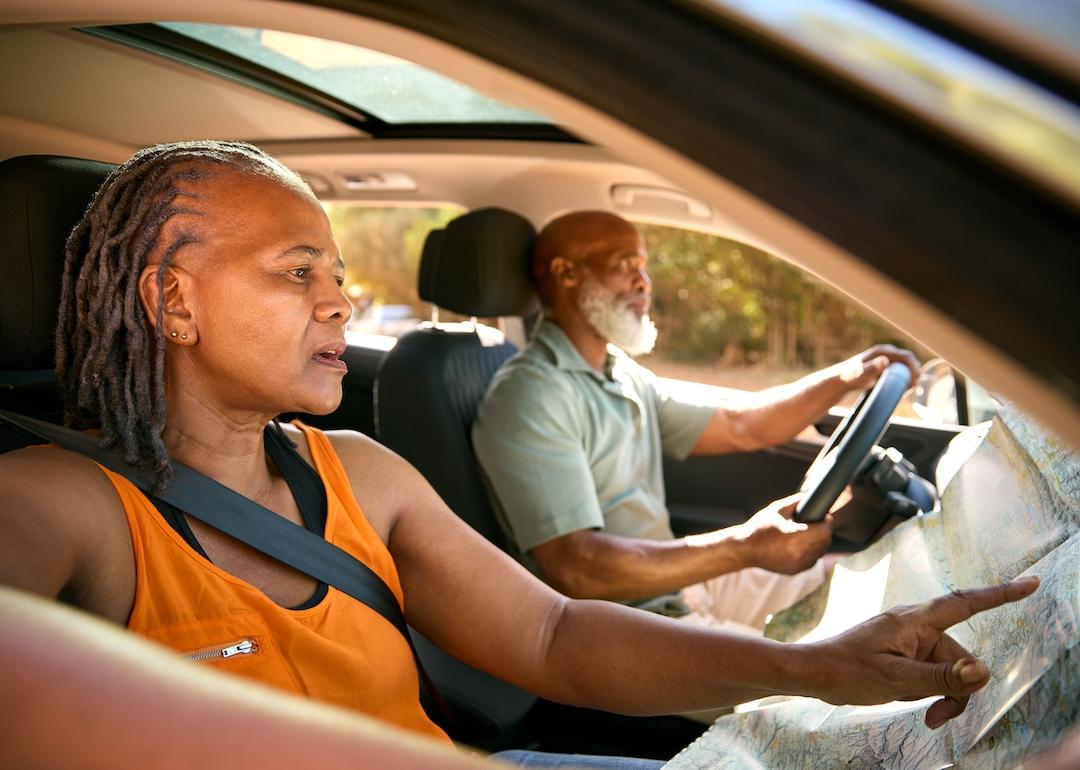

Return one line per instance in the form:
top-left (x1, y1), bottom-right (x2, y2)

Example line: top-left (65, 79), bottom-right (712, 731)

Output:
top-left (323, 203), bottom-right (464, 342)
top-left (635, 222), bottom-right (952, 422)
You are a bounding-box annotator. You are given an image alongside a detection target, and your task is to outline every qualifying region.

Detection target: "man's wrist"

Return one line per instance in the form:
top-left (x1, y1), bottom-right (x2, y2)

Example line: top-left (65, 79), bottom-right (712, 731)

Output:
top-left (723, 522), bottom-right (760, 571)
top-left (685, 525), bottom-right (757, 572)
top-left (821, 364), bottom-right (856, 399)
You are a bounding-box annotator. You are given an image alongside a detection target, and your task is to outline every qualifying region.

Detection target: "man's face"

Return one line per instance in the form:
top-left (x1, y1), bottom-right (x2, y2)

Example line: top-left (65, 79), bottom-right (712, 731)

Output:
top-left (575, 222), bottom-right (657, 356)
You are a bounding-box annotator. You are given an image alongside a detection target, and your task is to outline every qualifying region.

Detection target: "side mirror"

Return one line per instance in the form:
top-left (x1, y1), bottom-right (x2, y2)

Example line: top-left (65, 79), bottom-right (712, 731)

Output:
top-left (905, 358), bottom-right (1000, 426)
top-left (910, 358), bottom-right (959, 424)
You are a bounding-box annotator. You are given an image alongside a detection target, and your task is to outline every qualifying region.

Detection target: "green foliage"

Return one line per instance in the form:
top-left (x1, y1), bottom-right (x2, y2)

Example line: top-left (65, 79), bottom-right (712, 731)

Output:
top-left (324, 203), bottom-right (461, 312)
top-left (323, 206), bottom-right (918, 368)
top-left (640, 224), bottom-right (913, 367)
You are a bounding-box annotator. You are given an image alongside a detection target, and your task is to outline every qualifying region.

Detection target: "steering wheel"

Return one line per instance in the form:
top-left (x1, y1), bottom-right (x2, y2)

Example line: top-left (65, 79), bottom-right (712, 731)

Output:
top-left (794, 362), bottom-right (912, 523)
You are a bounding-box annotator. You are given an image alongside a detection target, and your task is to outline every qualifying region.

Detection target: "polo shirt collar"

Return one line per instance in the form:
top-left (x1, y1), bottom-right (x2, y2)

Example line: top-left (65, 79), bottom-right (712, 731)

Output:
top-left (534, 319), bottom-right (645, 428)
top-left (534, 319), bottom-right (618, 380)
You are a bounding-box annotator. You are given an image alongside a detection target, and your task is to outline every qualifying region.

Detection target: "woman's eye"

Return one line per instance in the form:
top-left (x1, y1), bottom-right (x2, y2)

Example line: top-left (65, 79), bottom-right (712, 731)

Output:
top-left (334, 275), bottom-right (345, 287)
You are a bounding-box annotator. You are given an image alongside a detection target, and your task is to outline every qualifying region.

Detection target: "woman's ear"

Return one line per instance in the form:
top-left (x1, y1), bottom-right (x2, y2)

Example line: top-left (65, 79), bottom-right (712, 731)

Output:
top-left (138, 264), bottom-right (198, 345)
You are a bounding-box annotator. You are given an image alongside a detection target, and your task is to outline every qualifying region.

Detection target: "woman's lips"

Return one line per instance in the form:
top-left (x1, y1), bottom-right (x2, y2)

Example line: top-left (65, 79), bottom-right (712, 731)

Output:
top-left (312, 341), bottom-right (348, 372)
top-left (312, 352), bottom-right (348, 371)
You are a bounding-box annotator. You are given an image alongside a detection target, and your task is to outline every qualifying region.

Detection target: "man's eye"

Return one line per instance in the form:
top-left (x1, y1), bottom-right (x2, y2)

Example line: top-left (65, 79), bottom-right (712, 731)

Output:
top-left (288, 267), bottom-right (309, 280)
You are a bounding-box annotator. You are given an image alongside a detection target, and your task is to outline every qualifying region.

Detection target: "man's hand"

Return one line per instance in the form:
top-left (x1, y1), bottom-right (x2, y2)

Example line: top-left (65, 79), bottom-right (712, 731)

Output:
top-left (734, 494), bottom-right (833, 574)
top-left (806, 576), bottom-right (1040, 728)
top-left (837, 344), bottom-right (921, 390)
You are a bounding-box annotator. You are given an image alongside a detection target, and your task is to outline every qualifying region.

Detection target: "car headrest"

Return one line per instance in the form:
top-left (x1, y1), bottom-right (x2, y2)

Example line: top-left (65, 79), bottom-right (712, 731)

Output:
top-left (0, 155), bottom-right (115, 371)
top-left (418, 207), bottom-right (538, 318)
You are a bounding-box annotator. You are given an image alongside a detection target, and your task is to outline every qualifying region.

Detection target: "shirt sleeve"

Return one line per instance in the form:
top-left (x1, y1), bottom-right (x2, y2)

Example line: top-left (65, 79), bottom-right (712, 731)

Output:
top-left (651, 374), bottom-right (717, 461)
top-left (472, 367), bottom-right (604, 554)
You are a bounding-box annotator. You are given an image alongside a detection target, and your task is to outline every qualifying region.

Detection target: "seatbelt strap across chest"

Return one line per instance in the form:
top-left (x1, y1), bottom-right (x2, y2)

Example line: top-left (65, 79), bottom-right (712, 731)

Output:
top-left (0, 409), bottom-right (453, 726)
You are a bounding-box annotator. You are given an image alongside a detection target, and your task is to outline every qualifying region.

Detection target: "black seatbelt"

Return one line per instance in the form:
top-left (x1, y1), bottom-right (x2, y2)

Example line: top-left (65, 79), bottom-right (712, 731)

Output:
top-left (0, 409), bottom-right (453, 727)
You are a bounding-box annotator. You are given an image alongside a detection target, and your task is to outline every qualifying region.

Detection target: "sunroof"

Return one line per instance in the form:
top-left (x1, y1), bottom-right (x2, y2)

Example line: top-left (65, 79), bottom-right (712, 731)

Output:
top-left (160, 23), bottom-right (550, 125)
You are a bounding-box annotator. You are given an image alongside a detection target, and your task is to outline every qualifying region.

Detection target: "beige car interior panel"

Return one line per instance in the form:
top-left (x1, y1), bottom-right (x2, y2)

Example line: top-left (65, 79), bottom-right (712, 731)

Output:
top-left (0, 28), bottom-right (363, 153)
top-left (1, 0), bottom-right (1077, 449)
top-left (262, 140), bottom-right (730, 232)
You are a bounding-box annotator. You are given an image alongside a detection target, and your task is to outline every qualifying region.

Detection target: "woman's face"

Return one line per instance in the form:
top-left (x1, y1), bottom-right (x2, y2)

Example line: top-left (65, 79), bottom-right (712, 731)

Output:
top-left (151, 168), bottom-right (352, 418)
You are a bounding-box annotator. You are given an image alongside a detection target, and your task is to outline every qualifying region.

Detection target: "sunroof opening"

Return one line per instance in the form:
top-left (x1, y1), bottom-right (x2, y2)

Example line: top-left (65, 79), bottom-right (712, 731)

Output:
top-left (160, 23), bottom-right (551, 125)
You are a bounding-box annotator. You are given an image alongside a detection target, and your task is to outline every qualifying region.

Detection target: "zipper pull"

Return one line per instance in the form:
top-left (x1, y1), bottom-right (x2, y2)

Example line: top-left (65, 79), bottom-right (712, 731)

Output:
top-left (220, 639), bottom-right (258, 658)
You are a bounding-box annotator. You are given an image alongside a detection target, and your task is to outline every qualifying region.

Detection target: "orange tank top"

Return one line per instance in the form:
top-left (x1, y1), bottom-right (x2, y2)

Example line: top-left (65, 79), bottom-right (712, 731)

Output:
top-left (95, 422), bottom-right (449, 744)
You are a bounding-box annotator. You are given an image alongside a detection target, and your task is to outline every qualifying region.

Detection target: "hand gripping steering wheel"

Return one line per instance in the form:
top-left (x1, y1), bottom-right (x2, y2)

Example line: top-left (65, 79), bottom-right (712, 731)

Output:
top-left (794, 362), bottom-right (912, 523)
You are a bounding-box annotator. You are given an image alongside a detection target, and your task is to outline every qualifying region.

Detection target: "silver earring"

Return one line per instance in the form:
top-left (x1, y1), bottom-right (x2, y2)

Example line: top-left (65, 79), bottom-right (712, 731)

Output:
top-left (170, 331), bottom-right (178, 338)
top-left (181, 333), bottom-right (189, 340)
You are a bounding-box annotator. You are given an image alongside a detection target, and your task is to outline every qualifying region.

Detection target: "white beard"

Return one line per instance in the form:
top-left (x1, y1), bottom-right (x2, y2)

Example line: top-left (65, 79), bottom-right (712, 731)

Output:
top-left (578, 276), bottom-right (658, 357)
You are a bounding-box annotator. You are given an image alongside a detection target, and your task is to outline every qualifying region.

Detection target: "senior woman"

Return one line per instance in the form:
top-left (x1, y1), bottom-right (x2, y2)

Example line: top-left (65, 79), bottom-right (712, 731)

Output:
top-left (0, 142), bottom-right (1037, 769)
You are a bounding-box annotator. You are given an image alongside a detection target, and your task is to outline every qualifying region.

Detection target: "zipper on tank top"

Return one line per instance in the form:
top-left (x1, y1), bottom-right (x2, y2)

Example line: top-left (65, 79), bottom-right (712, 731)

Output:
top-left (181, 638), bottom-right (259, 663)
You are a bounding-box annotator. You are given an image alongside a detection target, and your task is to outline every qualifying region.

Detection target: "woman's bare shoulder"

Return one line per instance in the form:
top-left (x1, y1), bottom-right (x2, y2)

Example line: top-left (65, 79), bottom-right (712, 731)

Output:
top-left (0, 443), bottom-right (133, 617)
top-left (308, 427), bottom-right (427, 540)
top-left (275, 421), bottom-right (397, 468)
top-left (0, 443), bottom-right (119, 501)
top-left (279, 422), bottom-right (398, 471)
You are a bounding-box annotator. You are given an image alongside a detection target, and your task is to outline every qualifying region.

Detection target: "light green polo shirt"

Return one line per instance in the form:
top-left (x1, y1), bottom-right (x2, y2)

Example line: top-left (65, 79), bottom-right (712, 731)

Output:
top-left (472, 320), bottom-right (716, 613)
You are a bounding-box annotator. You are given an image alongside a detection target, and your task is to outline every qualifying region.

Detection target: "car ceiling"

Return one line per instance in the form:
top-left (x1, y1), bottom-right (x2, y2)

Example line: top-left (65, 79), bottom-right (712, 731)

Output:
top-left (0, 22), bottom-right (764, 244)
top-left (0, 29), bottom-right (364, 153)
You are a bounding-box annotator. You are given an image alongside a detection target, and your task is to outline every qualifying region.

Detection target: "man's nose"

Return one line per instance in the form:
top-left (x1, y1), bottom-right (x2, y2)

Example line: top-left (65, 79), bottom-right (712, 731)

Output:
top-left (635, 266), bottom-right (652, 293)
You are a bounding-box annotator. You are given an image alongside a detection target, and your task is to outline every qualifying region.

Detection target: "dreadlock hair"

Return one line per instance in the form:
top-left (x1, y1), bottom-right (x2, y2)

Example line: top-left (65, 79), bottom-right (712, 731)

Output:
top-left (55, 140), bottom-right (311, 493)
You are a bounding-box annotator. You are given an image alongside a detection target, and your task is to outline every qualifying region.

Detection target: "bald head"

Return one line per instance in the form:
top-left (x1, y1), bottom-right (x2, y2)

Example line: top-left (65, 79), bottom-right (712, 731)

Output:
top-left (532, 210), bottom-right (639, 306)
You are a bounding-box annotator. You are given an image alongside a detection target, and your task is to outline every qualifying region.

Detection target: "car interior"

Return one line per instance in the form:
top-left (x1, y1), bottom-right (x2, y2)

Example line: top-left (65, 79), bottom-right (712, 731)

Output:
top-left (1, 0), bottom-right (1077, 764)
top-left (0, 137), bottom-right (996, 759)
top-left (0, 148), bottom-right (714, 759)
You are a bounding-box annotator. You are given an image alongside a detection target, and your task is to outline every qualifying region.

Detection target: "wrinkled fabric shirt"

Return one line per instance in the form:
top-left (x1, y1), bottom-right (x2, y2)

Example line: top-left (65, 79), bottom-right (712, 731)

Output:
top-left (472, 320), bottom-right (716, 613)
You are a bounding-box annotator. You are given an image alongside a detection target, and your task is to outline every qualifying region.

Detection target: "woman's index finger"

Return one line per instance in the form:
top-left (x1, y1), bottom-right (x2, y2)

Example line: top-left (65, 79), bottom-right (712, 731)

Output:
top-left (920, 577), bottom-right (1040, 630)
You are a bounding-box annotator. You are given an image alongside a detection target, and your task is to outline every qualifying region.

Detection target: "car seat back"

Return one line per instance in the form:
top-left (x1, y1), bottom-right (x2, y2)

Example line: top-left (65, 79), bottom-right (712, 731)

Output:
top-left (0, 155), bottom-right (114, 453)
top-left (374, 208), bottom-right (538, 549)
top-left (373, 207), bottom-right (540, 738)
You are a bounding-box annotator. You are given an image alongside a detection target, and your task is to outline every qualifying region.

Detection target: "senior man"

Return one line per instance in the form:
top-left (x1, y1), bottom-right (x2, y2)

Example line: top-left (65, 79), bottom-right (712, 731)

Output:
top-left (473, 211), bottom-right (918, 633)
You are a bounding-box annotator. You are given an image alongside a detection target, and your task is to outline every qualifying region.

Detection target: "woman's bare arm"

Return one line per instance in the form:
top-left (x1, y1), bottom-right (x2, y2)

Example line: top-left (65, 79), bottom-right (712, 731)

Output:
top-left (0, 585), bottom-right (493, 770)
top-left (331, 432), bottom-right (790, 711)
top-left (331, 432), bottom-right (1040, 722)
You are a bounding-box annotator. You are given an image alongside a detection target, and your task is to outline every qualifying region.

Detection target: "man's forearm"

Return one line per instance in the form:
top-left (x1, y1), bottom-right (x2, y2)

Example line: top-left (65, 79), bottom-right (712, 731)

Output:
top-left (724, 367), bottom-right (849, 452)
top-left (535, 527), bottom-right (754, 601)
top-left (699, 346), bottom-right (919, 455)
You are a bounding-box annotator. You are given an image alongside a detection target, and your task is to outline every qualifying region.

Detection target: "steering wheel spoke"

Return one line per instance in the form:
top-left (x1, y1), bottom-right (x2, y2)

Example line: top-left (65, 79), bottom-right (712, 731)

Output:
top-left (795, 363), bottom-right (912, 523)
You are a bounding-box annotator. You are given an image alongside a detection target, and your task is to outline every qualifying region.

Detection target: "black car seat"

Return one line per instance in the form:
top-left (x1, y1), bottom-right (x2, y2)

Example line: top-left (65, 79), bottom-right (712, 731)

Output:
top-left (374, 208), bottom-right (538, 549)
top-left (0, 155), bottom-right (114, 452)
top-left (373, 208), bottom-right (540, 739)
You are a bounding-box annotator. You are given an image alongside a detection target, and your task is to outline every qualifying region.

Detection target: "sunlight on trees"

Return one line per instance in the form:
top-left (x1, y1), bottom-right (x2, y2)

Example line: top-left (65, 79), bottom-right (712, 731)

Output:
top-left (324, 207), bottom-right (925, 389)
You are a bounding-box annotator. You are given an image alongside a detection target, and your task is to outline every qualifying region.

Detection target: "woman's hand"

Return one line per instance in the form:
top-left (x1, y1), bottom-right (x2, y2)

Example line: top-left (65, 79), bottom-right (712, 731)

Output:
top-left (803, 576), bottom-right (1039, 728)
